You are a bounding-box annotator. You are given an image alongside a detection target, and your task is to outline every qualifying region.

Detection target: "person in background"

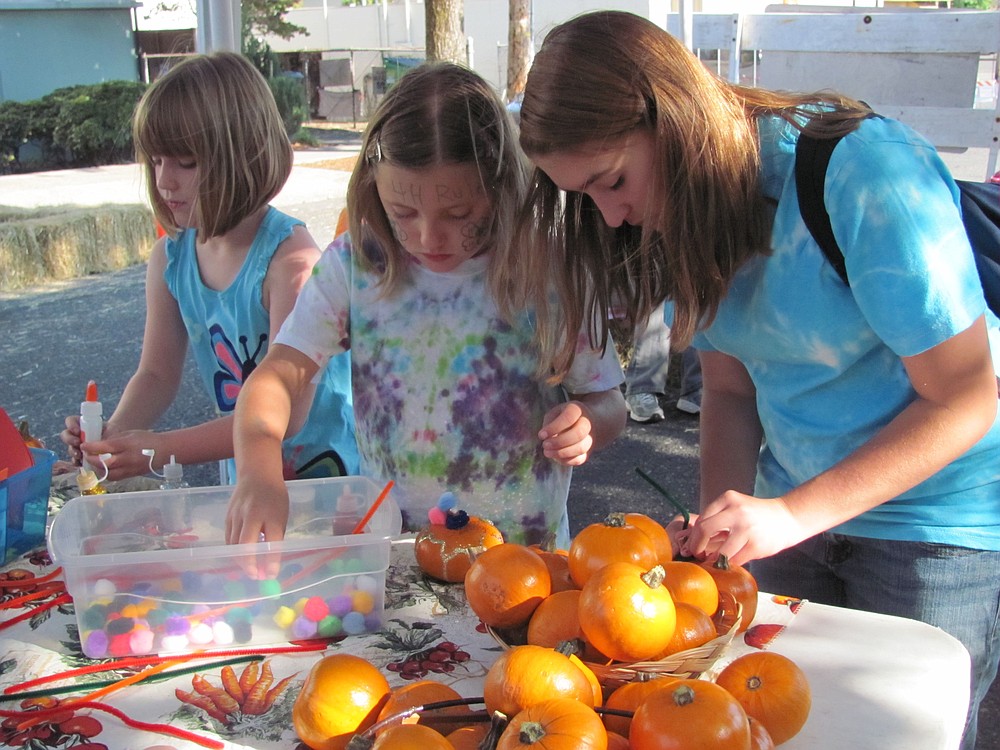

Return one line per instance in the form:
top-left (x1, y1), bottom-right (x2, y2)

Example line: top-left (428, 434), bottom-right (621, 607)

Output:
top-left (513, 11), bottom-right (1000, 748)
top-left (625, 301), bottom-right (703, 423)
top-left (61, 52), bottom-right (358, 483)
top-left (226, 62), bottom-right (625, 548)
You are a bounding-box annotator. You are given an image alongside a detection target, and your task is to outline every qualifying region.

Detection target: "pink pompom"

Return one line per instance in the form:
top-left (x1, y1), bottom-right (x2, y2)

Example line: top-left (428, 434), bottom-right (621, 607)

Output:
top-left (428, 507), bottom-right (447, 526)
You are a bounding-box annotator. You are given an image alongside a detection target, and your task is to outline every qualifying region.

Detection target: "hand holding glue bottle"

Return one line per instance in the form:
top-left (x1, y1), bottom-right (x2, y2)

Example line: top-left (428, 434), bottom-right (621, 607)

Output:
top-left (78, 380), bottom-right (103, 472)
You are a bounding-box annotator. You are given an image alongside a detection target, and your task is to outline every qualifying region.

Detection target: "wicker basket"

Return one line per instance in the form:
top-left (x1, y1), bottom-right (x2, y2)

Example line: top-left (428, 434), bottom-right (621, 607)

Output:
top-left (487, 607), bottom-right (741, 691)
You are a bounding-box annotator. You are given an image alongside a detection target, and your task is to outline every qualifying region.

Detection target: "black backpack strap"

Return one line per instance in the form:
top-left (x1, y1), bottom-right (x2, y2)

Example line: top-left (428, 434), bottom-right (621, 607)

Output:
top-left (957, 180), bottom-right (1000, 317)
top-left (795, 131), bottom-right (850, 285)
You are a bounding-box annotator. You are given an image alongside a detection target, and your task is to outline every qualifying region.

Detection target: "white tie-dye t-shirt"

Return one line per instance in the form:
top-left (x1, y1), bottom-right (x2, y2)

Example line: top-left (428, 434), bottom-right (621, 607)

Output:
top-left (692, 114), bottom-right (1000, 550)
top-left (276, 236), bottom-right (623, 546)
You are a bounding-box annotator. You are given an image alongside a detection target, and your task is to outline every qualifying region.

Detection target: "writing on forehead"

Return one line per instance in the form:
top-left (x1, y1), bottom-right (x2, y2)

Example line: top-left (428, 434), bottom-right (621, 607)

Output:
top-left (436, 182), bottom-right (478, 202)
top-left (391, 179), bottom-right (422, 205)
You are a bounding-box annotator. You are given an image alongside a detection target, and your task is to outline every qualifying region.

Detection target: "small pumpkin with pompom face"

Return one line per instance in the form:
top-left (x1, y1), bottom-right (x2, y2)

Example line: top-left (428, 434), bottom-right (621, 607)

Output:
top-left (414, 493), bottom-right (504, 582)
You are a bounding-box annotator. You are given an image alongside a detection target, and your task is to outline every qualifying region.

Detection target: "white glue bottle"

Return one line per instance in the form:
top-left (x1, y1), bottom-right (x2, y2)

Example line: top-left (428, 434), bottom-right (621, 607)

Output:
top-left (142, 450), bottom-right (190, 490)
top-left (160, 455), bottom-right (189, 490)
top-left (79, 380), bottom-right (103, 472)
top-left (143, 450), bottom-right (190, 532)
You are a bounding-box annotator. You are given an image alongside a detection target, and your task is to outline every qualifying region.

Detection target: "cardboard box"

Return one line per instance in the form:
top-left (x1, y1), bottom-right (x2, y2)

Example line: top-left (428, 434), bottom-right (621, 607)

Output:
top-left (48, 476), bottom-right (400, 657)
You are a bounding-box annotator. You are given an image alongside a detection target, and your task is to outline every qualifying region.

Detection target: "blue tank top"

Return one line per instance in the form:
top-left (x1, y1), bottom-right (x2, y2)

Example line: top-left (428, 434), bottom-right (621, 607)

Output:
top-left (164, 206), bottom-right (358, 481)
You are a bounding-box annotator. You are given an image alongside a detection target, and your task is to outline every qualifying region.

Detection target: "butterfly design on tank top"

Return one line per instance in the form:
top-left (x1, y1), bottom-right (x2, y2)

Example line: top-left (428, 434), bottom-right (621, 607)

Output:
top-left (209, 323), bottom-right (267, 411)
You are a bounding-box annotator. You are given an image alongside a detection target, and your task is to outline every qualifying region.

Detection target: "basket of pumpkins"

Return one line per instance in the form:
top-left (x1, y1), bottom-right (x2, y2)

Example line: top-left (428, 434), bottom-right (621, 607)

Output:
top-left (413, 498), bottom-right (759, 691)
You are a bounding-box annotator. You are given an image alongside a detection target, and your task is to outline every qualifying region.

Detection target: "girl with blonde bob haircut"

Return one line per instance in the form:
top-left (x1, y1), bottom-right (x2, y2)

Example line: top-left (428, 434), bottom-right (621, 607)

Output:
top-left (63, 51), bottom-right (358, 486)
top-left (516, 11), bottom-right (1000, 749)
top-left (226, 62), bottom-right (625, 549)
top-left (134, 51), bottom-right (293, 239)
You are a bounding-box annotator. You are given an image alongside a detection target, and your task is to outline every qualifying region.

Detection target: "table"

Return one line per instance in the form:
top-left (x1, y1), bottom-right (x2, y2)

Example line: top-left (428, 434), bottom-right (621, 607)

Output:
top-left (0, 502), bottom-right (970, 750)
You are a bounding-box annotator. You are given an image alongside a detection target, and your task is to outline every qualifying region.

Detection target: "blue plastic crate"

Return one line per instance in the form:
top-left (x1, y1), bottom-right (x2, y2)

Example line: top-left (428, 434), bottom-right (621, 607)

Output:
top-left (0, 447), bottom-right (56, 562)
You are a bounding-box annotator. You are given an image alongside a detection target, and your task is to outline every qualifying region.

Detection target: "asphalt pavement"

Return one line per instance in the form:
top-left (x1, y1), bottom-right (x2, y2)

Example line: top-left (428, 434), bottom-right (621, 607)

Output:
top-left (1, 131), bottom-right (997, 746)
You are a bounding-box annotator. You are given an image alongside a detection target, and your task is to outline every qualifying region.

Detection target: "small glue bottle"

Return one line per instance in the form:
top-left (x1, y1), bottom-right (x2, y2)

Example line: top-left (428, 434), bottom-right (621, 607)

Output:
top-left (142, 450), bottom-right (190, 490)
top-left (79, 380), bottom-right (103, 472)
top-left (76, 453), bottom-right (112, 496)
top-left (160, 455), bottom-right (189, 491)
top-left (333, 485), bottom-right (364, 535)
top-left (143, 450), bottom-right (190, 532)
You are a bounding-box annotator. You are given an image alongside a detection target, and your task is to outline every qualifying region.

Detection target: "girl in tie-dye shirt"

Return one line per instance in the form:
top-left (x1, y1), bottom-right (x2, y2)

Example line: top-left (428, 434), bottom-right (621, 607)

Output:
top-left (226, 62), bottom-right (625, 548)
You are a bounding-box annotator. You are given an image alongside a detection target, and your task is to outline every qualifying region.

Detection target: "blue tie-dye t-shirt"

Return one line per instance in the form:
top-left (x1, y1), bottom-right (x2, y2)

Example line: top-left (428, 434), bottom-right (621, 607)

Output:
top-left (691, 114), bottom-right (1000, 551)
top-left (276, 234), bottom-right (624, 546)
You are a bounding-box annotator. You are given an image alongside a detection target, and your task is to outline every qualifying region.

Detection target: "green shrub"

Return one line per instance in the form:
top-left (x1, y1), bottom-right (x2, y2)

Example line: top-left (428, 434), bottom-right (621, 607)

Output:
top-left (52, 81), bottom-right (147, 165)
top-left (268, 75), bottom-right (309, 138)
top-left (0, 100), bottom-right (32, 168)
top-left (0, 80), bottom-right (146, 174)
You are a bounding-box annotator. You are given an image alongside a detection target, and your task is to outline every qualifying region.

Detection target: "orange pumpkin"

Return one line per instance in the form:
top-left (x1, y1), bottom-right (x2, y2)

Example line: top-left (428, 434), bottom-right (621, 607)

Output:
top-left (629, 679), bottom-right (751, 750)
top-left (370, 722), bottom-right (454, 749)
top-left (654, 602), bottom-right (718, 658)
top-left (483, 643), bottom-right (595, 717)
top-left (715, 652), bottom-right (811, 745)
top-left (496, 697), bottom-right (608, 750)
top-left (568, 651), bottom-right (604, 708)
top-left (660, 561), bottom-right (719, 617)
top-left (578, 562), bottom-right (676, 662)
top-left (603, 676), bottom-right (680, 738)
top-left (375, 679), bottom-right (472, 736)
top-left (532, 546), bottom-right (578, 593)
top-left (525, 587), bottom-right (608, 664)
top-left (414, 512), bottom-right (504, 582)
top-left (447, 724), bottom-right (491, 750)
top-left (527, 590), bottom-right (587, 649)
top-left (292, 654), bottom-right (391, 750)
top-left (748, 717), bottom-right (776, 750)
top-left (701, 555), bottom-right (758, 633)
top-left (606, 731), bottom-right (630, 750)
top-left (464, 543), bottom-right (552, 629)
top-left (624, 512), bottom-right (673, 564)
top-left (568, 513), bottom-right (659, 588)
top-left (17, 420), bottom-right (44, 449)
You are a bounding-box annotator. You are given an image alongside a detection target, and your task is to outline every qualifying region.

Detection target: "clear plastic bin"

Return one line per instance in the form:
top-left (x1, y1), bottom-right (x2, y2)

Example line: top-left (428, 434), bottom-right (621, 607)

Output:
top-left (0, 447), bottom-right (56, 563)
top-left (47, 476), bottom-right (400, 657)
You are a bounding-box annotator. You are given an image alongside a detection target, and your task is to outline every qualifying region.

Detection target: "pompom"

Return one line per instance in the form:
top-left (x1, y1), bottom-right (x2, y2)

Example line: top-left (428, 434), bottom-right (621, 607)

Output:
top-left (437, 491), bottom-right (458, 511)
top-left (445, 509), bottom-right (470, 530)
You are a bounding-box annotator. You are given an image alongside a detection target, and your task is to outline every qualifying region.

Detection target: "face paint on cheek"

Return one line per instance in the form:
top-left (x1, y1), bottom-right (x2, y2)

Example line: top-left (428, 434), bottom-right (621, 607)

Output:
top-left (461, 217), bottom-right (489, 253)
top-left (388, 217), bottom-right (408, 243)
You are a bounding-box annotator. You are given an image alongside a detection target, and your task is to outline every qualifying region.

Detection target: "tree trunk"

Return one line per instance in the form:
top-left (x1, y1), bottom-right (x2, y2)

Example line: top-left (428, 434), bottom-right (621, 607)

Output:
top-left (506, 0), bottom-right (531, 103)
top-left (425, 0), bottom-right (466, 65)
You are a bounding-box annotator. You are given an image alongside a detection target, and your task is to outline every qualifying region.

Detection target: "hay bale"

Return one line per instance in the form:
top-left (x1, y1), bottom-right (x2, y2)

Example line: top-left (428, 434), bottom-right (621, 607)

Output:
top-left (0, 204), bottom-right (156, 291)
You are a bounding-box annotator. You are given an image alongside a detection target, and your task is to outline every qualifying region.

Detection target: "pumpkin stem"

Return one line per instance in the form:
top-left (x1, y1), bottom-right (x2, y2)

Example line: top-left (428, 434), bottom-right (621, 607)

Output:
top-left (555, 640), bottom-right (582, 658)
top-left (671, 684), bottom-right (697, 707)
top-left (518, 721), bottom-right (547, 744)
top-left (604, 512), bottom-right (627, 527)
top-left (640, 565), bottom-right (666, 588)
top-left (536, 531), bottom-right (559, 553)
top-left (714, 554), bottom-right (732, 571)
top-left (344, 735), bottom-right (375, 750)
top-left (635, 467), bottom-right (690, 529)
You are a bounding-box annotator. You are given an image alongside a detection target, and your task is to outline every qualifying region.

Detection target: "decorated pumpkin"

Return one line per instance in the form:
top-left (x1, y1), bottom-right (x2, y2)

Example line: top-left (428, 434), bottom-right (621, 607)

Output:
top-left (414, 494), bottom-right (504, 583)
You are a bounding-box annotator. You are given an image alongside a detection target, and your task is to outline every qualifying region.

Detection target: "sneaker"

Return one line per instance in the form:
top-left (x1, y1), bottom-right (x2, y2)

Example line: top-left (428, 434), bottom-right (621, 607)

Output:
top-left (627, 393), bottom-right (665, 423)
top-left (676, 391), bottom-right (702, 415)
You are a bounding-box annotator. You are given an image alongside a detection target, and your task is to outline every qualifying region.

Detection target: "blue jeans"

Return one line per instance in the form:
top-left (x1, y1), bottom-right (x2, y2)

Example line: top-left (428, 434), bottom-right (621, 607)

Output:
top-left (625, 301), bottom-right (702, 399)
top-left (751, 534), bottom-right (1000, 750)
